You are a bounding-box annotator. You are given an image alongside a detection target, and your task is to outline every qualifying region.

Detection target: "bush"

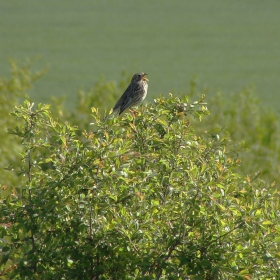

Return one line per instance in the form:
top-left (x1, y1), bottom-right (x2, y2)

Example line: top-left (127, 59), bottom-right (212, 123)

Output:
top-left (182, 80), bottom-right (280, 186)
top-left (1, 95), bottom-right (279, 279)
top-left (0, 59), bottom-right (45, 188)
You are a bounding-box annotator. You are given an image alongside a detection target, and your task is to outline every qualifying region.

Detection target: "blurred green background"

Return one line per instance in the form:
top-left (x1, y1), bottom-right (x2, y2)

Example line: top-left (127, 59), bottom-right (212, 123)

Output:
top-left (1, 0), bottom-right (280, 109)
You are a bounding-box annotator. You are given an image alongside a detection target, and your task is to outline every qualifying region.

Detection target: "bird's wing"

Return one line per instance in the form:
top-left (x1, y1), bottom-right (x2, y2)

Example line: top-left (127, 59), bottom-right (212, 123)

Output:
top-left (113, 82), bottom-right (143, 114)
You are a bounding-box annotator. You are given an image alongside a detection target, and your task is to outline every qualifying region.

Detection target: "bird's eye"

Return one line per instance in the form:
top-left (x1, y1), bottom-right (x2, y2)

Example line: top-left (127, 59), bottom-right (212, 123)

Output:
top-left (138, 74), bottom-right (141, 77)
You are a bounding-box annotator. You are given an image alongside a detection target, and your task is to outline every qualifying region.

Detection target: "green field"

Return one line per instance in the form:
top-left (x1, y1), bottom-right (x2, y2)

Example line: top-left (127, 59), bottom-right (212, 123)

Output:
top-left (1, 0), bottom-right (280, 109)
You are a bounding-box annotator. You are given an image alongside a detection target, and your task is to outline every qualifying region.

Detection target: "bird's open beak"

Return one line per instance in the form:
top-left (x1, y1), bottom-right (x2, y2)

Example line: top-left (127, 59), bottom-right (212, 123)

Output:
top-left (142, 73), bottom-right (149, 81)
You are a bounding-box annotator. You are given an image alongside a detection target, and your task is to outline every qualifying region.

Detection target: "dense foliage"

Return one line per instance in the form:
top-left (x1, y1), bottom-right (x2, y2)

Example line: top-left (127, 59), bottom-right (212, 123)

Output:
top-left (0, 60), bottom-right (45, 187)
top-left (187, 82), bottom-right (280, 186)
top-left (1, 62), bottom-right (280, 279)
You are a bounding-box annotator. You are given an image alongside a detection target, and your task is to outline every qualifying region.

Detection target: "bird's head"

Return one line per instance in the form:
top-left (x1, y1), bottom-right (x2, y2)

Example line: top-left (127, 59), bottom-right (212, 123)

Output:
top-left (132, 72), bottom-right (149, 83)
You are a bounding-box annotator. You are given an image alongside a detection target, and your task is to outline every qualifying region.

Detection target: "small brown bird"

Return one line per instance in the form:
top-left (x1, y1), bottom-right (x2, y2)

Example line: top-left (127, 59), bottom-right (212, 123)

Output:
top-left (111, 72), bottom-right (149, 116)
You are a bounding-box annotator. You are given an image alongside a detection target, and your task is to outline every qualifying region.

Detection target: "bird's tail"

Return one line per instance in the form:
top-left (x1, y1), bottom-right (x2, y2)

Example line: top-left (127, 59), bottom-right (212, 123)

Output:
top-left (104, 108), bottom-right (119, 121)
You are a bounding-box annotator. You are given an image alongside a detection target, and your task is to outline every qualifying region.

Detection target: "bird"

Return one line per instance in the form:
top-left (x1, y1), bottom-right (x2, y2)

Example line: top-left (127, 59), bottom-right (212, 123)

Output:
top-left (110, 72), bottom-right (149, 116)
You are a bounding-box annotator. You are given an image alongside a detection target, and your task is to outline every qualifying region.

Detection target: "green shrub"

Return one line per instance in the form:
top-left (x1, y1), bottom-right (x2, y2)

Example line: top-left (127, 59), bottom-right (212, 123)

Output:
top-left (1, 96), bottom-right (279, 279)
top-left (0, 59), bottom-right (46, 188)
top-left (182, 81), bottom-right (280, 186)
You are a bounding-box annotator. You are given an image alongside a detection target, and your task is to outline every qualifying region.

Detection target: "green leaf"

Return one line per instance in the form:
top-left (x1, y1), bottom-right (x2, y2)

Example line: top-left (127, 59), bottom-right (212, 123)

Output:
top-left (262, 220), bottom-right (273, 225)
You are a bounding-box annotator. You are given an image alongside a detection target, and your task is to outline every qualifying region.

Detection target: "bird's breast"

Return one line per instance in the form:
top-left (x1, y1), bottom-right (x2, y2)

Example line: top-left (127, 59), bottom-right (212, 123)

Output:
top-left (142, 82), bottom-right (148, 99)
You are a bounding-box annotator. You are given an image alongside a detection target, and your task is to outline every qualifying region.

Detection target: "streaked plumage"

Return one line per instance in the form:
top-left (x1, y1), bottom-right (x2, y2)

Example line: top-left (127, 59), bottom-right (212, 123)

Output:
top-left (112, 72), bottom-right (149, 116)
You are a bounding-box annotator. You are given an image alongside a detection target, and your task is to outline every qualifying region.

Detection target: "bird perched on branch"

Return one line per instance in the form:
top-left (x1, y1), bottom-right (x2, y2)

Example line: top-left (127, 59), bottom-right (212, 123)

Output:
top-left (110, 72), bottom-right (149, 116)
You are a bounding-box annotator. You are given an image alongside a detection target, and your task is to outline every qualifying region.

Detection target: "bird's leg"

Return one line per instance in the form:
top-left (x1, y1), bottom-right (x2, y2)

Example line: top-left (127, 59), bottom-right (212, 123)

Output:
top-left (129, 108), bottom-right (139, 118)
